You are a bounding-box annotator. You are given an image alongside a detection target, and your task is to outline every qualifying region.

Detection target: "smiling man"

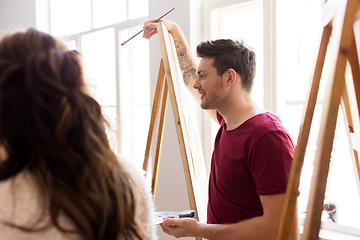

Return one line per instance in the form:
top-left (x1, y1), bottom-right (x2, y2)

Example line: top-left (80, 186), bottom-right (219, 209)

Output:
top-left (143, 19), bottom-right (298, 240)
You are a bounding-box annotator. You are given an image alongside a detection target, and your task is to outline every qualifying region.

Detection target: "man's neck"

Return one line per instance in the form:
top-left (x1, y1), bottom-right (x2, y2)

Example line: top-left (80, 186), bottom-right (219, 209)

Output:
top-left (219, 95), bottom-right (263, 131)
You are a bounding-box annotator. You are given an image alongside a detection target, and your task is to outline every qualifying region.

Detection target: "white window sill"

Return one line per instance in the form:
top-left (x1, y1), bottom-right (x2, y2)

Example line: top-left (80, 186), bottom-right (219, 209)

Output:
top-left (299, 219), bottom-right (360, 240)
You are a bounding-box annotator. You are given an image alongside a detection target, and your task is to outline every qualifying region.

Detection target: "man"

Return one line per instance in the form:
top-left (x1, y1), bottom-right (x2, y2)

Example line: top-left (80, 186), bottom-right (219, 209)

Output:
top-left (143, 19), bottom-right (298, 240)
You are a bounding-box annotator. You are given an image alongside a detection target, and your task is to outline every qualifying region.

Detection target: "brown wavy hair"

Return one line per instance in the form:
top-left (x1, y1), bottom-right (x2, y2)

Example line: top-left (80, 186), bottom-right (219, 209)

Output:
top-left (0, 28), bottom-right (143, 240)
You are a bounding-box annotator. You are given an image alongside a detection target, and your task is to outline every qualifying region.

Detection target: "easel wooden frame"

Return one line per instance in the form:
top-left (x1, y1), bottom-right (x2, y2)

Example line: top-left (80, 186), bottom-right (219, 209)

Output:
top-left (142, 23), bottom-right (208, 238)
top-left (276, 0), bottom-right (360, 239)
top-left (142, 58), bottom-right (168, 198)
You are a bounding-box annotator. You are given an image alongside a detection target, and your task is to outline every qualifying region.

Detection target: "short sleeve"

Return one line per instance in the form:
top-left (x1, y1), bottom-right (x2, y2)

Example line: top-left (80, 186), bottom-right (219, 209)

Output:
top-left (249, 131), bottom-right (294, 196)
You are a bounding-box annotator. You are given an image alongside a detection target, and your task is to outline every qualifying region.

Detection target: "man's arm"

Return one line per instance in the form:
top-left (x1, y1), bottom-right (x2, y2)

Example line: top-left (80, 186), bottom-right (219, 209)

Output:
top-left (143, 19), bottom-right (218, 121)
top-left (161, 193), bottom-right (299, 240)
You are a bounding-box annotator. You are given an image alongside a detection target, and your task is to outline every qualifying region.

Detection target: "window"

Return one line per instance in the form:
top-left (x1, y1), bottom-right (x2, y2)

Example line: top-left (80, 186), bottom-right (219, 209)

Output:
top-left (118, 28), bottom-right (150, 165)
top-left (204, 0), bottom-right (360, 237)
top-left (36, 0), bottom-right (150, 169)
top-left (50, 0), bottom-right (92, 36)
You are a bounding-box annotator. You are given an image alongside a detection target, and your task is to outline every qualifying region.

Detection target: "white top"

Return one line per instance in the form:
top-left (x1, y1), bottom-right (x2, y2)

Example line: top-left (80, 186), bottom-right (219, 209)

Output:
top-left (0, 159), bottom-right (157, 240)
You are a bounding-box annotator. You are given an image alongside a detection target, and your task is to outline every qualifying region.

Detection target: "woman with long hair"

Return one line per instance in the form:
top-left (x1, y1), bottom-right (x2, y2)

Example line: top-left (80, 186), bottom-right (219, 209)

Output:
top-left (0, 28), bottom-right (156, 240)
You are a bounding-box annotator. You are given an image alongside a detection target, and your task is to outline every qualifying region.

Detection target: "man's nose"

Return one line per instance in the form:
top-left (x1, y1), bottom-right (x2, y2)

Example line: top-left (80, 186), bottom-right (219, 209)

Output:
top-left (193, 79), bottom-right (199, 89)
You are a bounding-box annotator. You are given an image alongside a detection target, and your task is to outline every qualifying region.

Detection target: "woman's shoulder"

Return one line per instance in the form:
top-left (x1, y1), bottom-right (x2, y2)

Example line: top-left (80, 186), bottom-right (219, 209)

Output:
top-left (0, 171), bottom-right (40, 218)
top-left (117, 156), bottom-right (157, 240)
top-left (0, 171), bottom-right (80, 240)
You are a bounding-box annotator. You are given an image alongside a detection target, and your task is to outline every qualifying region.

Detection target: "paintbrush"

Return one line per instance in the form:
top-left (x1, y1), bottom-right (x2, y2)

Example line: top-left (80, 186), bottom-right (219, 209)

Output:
top-left (121, 7), bottom-right (175, 46)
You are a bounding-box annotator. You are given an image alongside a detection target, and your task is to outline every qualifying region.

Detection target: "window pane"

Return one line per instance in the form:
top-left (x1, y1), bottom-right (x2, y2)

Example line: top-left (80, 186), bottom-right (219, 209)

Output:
top-left (325, 111), bottom-right (360, 228)
top-left (50, 0), bottom-right (91, 36)
top-left (35, 0), bottom-right (49, 32)
top-left (64, 40), bottom-right (77, 50)
top-left (93, 0), bottom-right (127, 28)
top-left (297, 105), bottom-right (360, 229)
top-left (213, 1), bottom-right (264, 109)
top-left (118, 27), bottom-right (150, 168)
top-left (81, 28), bottom-right (116, 107)
top-left (276, 0), bottom-right (323, 111)
top-left (129, 0), bottom-right (148, 19)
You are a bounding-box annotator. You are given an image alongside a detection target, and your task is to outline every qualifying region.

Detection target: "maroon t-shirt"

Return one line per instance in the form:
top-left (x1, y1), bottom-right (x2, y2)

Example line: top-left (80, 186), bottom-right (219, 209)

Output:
top-left (207, 112), bottom-right (295, 224)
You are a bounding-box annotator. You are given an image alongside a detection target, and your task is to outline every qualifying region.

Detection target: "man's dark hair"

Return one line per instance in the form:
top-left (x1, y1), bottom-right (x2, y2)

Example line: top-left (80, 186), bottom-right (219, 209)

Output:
top-left (196, 39), bottom-right (256, 92)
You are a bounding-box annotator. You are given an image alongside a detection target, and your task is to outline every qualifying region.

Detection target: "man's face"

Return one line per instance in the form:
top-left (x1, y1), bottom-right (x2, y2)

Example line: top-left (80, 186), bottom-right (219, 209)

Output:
top-left (193, 57), bottom-right (226, 110)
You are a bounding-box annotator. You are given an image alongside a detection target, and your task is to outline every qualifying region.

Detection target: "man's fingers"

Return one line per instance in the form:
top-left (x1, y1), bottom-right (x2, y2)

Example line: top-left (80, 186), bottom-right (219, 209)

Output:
top-left (163, 218), bottom-right (178, 226)
top-left (147, 30), bottom-right (158, 39)
top-left (143, 23), bottom-right (158, 39)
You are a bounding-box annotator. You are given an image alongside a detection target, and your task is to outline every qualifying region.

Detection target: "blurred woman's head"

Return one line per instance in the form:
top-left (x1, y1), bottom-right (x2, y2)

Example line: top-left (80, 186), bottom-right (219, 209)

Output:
top-left (0, 28), bottom-right (142, 240)
top-left (0, 28), bottom-right (88, 174)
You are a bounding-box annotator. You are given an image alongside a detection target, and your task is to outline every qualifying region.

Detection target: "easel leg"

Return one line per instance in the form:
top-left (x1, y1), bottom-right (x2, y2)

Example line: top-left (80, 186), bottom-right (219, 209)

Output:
top-left (302, 54), bottom-right (344, 240)
top-left (143, 59), bottom-right (166, 172)
top-left (341, 76), bottom-right (360, 200)
top-left (151, 80), bottom-right (168, 199)
top-left (276, 22), bottom-right (332, 240)
top-left (341, 25), bottom-right (360, 197)
top-left (346, 0), bottom-right (360, 209)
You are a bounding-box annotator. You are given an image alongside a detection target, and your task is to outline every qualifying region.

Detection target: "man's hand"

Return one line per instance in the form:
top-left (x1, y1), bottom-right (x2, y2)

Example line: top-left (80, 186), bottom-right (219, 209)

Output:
top-left (142, 19), bottom-right (178, 39)
top-left (160, 217), bottom-right (201, 238)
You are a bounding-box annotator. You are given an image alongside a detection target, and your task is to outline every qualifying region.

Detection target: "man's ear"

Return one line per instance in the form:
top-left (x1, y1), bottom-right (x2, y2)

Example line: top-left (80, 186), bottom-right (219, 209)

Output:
top-left (226, 68), bottom-right (237, 86)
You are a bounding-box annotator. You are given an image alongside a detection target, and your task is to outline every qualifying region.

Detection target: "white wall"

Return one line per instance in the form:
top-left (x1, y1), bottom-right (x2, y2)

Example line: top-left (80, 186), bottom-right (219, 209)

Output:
top-left (0, 0), bottom-right (36, 37)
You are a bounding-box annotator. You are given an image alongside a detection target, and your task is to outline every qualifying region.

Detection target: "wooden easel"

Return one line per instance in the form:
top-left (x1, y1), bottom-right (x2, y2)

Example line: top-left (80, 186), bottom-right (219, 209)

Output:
top-left (142, 58), bottom-right (168, 198)
top-left (142, 23), bottom-right (208, 234)
top-left (277, 0), bottom-right (360, 239)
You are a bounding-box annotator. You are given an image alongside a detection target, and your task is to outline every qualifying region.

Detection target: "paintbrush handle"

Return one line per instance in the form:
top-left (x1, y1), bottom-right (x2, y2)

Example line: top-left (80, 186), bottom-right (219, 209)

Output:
top-left (121, 7), bottom-right (175, 46)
